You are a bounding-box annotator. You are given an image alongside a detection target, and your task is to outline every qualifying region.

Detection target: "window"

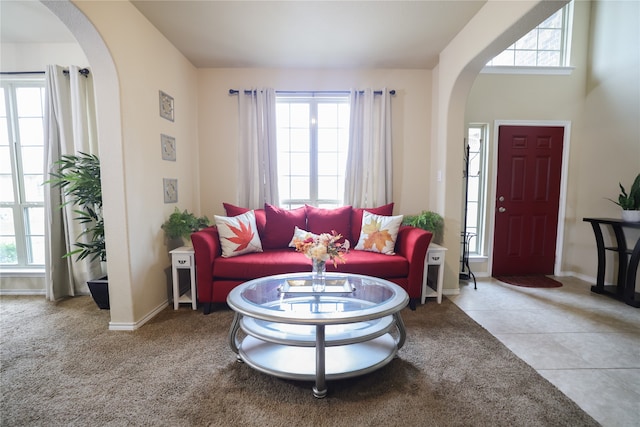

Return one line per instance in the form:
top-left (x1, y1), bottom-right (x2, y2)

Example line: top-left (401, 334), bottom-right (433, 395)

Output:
top-left (464, 124), bottom-right (488, 256)
top-left (276, 94), bottom-right (350, 209)
top-left (0, 79), bottom-right (46, 268)
top-left (486, 2), bottom-right (573, 68)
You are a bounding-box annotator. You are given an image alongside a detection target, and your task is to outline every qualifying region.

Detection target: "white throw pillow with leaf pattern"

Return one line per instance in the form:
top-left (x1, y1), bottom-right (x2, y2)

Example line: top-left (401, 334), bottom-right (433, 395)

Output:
top-left (354, 211), bottom-right (403, 255)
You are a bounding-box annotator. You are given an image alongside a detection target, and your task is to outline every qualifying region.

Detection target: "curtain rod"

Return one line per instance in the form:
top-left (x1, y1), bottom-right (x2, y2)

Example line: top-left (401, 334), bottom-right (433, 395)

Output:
top-left (0, 68), bottom-right (90, 77)
top-left (229, 89), bottom-right (395, 96)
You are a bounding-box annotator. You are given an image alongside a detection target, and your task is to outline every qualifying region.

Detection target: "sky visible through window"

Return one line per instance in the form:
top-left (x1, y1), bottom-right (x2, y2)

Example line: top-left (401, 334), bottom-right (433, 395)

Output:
top-left (487, 6), bottom-right (568, 67)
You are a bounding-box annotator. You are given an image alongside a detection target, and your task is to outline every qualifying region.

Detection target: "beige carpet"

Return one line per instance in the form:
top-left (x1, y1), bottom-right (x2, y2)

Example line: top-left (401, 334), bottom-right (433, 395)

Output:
top-left (0, 295), bottom-right (598, 426)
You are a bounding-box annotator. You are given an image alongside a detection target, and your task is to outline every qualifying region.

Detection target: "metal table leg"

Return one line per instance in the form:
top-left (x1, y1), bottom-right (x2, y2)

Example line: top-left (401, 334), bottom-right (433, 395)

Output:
top-left (313, 324), bottom-right (327, 398)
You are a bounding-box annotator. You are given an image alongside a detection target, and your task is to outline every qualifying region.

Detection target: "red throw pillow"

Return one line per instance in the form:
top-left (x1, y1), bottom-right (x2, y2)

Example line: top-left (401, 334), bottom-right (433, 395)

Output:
top-left (305, 205), bottom-right (352, 243)
top-left (350, 203), bottom-right (394, 243)
top-left (222, 202), bottom-right (266, 239)
top-left (262, 204), bottom-right (307, 249)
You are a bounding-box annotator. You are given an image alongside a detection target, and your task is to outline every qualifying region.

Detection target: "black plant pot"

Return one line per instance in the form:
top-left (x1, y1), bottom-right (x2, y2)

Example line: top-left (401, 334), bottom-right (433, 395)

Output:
top-left (87, 276), bottom-right (109, 309)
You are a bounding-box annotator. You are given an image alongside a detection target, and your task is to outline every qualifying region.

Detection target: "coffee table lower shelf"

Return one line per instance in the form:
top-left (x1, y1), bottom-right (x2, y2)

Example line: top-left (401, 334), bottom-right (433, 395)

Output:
top-left (238, 333), bottom-right (397, 381)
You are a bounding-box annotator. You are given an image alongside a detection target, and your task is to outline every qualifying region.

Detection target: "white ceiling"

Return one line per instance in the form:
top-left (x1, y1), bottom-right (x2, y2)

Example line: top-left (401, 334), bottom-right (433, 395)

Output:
top-left (1, 0), bottom-right (487, 69)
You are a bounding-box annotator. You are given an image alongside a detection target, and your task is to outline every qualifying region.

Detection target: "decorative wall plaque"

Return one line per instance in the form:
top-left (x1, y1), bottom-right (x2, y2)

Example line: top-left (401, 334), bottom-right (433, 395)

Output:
top-left (161, 134), bottom-right (176, 161)
top-left (159, 90), bottom-right (174, 122)
top-left (163, 178), bottom-right (178, 203)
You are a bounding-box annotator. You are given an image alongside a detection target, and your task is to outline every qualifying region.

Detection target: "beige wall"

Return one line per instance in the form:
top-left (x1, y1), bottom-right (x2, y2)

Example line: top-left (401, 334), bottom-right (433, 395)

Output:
top-left (197, 68), bottom-right (432, 218)
top-left (568, 0), bottom-right (640, 282)
top-left (465, 0), bottom-right (640, 282)
top-left (0, 43), bottom-right (87, 71)
top-left (60, 1), bottom-right (200, 327)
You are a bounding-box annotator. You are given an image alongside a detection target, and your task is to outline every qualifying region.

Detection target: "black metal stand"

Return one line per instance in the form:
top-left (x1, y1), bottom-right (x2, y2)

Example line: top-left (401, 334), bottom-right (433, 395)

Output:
top-left (460, 232), bottom-right (477, 289)
top-left (460, 141), bottom-right (477, 289)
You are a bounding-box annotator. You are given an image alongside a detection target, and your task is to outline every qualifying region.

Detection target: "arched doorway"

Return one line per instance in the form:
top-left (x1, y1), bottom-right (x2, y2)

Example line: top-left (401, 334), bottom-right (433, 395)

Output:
top-left (42, 0), bottom-right (131, 327)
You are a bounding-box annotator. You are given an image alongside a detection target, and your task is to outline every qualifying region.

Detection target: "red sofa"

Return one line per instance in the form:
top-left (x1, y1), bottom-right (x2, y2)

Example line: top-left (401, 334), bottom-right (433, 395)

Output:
top-left (192, 203), bottom-right (432, 314)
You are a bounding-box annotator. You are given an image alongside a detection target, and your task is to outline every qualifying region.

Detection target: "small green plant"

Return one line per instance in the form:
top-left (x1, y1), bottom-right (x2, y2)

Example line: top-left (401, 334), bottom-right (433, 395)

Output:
top-left (161, 208), bottom-right (210, 242)
top-left (403, 210), bottom-right (444, 244)
top-left (608, 173), bottom-right (640, 210)
top-left (47, 152), bottom-right (105, 262)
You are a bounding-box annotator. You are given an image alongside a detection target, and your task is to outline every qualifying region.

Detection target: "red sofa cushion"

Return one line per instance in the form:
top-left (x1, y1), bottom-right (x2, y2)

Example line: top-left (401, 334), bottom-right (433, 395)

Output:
top-left (212, 248), bottom-right (408, 280)
top-left (328, 250), bottom-right (408, 277)
top-left (350, 203), bottom-right (394, 243)
top-left (223, 203), bottom-right (267, 240)
top-left (213, 249), bottom-right (311, 279)
top-left (262, 204), bottom-right (307, 249)
top-left (306, 205), bottom-right (352, 243)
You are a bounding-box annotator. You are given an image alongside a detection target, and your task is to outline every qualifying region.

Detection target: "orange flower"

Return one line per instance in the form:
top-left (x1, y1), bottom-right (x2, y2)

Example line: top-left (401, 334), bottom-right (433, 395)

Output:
top-left (293, 230), bottom-right (350, 267)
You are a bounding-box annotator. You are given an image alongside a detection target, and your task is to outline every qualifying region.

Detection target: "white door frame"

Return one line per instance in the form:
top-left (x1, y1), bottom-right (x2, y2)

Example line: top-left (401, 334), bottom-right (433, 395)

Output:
top-left (487, 120), bottom-right (571, 276)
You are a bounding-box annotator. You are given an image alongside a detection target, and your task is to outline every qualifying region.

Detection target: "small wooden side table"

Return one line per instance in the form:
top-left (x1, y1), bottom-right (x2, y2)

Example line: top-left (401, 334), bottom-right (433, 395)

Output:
top-left (169, 246), bottom-right (197, 310)
top-left (422, 243), bottom-right (447, 304)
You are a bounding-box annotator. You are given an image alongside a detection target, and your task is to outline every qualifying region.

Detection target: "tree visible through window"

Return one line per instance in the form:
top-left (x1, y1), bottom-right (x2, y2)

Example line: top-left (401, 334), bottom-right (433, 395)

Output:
top-left (276, 94), bottom-right (350, 209)
top-left (486, 2), bottom-right (572, 67)
top-left (0, 80), bottom-right (46, 267)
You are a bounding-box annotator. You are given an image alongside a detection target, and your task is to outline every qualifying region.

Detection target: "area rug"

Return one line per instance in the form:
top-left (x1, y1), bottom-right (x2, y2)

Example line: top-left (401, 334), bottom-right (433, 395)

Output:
top-left (494, 275), bottom-right (563, 288)
top-left (0, 295), bottom-right (595, 426)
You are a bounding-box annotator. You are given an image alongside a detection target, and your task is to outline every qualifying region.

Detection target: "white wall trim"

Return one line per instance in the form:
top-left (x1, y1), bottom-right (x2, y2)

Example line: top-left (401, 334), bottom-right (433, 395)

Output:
top-left (0, 270), bottom-right (45, 278)
top-left (0, 290), bottom-right (46, 296)
top-left (442, 288), bottom-right (460, 297)
top-left (488, 120), bottom-right (572, 277)
top-left (562, 271), bottom-right (600, 286)
top-left (481, 66), bottom-right (575, 75)
top-left (109, 301), bottom-right (168, 331)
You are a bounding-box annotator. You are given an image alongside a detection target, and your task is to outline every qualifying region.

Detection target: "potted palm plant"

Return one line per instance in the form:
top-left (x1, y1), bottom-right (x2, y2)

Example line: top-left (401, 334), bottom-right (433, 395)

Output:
top-left (608, 173), bottom-right (640, 222)
top-left (48, 152), bottom-right (109, 309)
top-left (161, 208), bottom-right (210, 246)
top-left (402, 210), bottom-right (444, 244)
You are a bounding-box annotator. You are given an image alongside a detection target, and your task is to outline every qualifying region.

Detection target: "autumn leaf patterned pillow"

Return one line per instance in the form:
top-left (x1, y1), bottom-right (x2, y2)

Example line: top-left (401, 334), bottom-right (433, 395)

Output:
top-left (214, 211), bottom-right (263, 258)
top-left (354, 211), bottom-right (403, 255)
top-left (287, 226), bottom-right (319, 248)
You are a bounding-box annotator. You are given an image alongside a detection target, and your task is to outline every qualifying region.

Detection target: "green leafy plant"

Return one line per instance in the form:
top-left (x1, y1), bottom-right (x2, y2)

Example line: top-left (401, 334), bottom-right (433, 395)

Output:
top-left (161, 208), bottom-right (210, 242)
top-left (608, 173), bottom-right (640, 210)
top-left (0, 241), bottom-right (17, 264)
top-left (47, 152), bottom-right (105, 262)
top-left (402, 210), bottom-right (444, 244)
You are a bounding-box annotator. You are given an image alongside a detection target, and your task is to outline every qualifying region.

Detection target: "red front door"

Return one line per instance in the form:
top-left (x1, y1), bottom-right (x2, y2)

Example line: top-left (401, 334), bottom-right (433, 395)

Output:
top-left (492, 125), bottom-right (564, 276)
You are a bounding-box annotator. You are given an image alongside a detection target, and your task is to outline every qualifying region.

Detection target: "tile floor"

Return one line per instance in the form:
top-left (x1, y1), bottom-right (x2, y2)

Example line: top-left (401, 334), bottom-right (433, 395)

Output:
top-left (447, 276), bottom-right (640, 427)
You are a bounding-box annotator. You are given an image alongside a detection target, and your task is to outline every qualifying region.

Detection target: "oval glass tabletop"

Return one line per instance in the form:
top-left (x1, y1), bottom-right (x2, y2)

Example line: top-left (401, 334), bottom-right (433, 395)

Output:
top-left (227, 272), bottom-right (409, 324)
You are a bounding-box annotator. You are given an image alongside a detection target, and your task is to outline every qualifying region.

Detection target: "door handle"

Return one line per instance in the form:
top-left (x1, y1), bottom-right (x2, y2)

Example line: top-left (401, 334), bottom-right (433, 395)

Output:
top-left (499, 207), bottom-right (506, 213)
top-left (498, 196), bottom-right (505, 202)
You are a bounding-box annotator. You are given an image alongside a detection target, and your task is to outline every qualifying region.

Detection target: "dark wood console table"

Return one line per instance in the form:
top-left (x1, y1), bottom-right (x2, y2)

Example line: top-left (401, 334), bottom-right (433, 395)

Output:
top-left (583, 217), bottom-right (640, 307)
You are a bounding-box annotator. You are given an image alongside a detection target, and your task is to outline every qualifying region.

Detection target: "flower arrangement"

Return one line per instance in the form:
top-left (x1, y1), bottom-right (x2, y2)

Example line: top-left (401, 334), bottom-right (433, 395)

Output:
top-left (293, 230), bottom-right (350, 267)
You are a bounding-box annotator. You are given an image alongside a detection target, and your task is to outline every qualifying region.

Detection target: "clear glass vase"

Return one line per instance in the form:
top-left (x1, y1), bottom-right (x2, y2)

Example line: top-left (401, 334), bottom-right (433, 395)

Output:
top-left (311, 258), bottom-right (326, 292)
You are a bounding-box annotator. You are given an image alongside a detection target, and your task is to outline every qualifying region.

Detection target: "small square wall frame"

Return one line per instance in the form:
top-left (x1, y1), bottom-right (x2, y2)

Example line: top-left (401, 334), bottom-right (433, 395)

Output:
top-left (161, 134), bottom-right (176, 161)
top-left (159, 90), bottom-right (174, 122)
top-left (163, 178), bottom-right (178, 203)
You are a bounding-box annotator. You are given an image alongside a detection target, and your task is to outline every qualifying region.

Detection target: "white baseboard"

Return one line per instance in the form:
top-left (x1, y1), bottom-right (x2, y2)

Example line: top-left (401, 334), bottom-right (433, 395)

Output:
top-left (0, 290), bottom-right (46, 295)
top-left (109, 301), bottom-right (168, 331)
top-left (559, 271), bottom-right (599, 285)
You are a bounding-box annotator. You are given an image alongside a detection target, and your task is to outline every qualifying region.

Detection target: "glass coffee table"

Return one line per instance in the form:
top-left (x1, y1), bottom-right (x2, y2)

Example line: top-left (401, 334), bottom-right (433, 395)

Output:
top-left (226, 272), bottom-right (409, 398)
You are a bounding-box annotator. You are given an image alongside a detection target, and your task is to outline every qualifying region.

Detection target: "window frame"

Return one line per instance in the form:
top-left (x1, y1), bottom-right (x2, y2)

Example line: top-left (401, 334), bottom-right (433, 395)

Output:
top-left (464, 123), bottom-right (489, 257)
top-left (0, 77), bottom-right (46, 270)
top-left (275, 93), bottom-right (350, 209)
top-left (482, 1), bottom-right (574, 75)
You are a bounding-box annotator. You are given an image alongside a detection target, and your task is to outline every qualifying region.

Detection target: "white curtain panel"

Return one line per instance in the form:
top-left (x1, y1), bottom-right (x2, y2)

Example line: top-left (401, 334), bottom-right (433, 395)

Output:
top-left (44, 65), bottom-right (100, 301)
top-left (344, 88), bottom-right (393, 208)
top-left (236, 88), bottom-right (279, 209)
